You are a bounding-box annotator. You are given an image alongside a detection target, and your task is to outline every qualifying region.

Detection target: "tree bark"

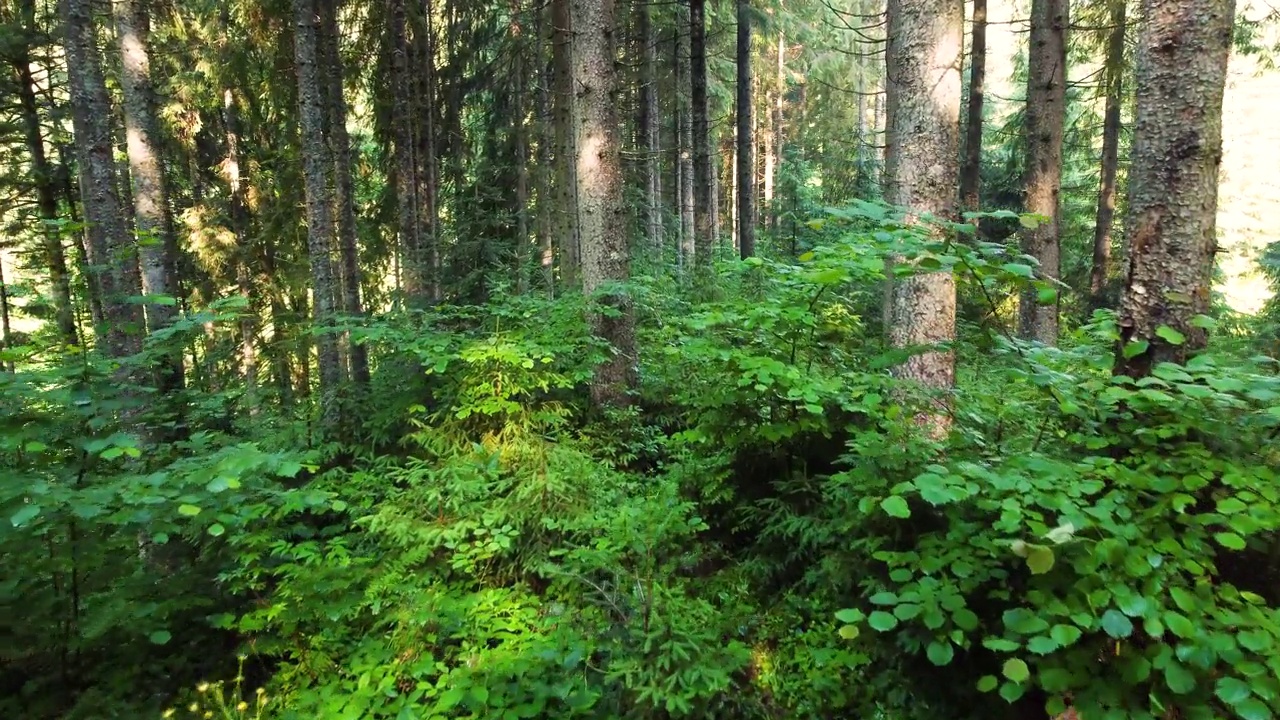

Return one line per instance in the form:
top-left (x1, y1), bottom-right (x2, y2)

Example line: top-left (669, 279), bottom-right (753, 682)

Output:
top-left (13, 0), bottom-right (77, 345)
top-left (1019, 0), bottom-right (1067, 344)
top-left (676, 1), bottom-right (695, 274)
top-left (884, 0), bottom-right (963, 432)
top-left (512, 0), bottom-right (531, 293)
top-left (390, 0), bottom-right (423, 301)
top-left (692, 0), bottom-right (714, 272)
top-left (416, 0), bottom-right (442, 302)
top-left (572, 0), bottom-right (636, 407)
top-left (222, 88), bottom-right (257, 407)
top-left (293, 0), bottom-right (343, 427)
top-left (767, 31), bottom-right (785, 232)
top-left (318, 0), bottom-right (370, 385)
top-left (1089, 0), bottom-right (1126, 306)
top-left (1115, 0), bottom-right (1235, 377)
top-left (535, 3), bottom-right (556, 295)
top-left (959, 0), bottom-right (986, 213)
top-left (637, 0), bottom-right (663, 260)
top-left (0, 253), bottom-right (13, 373)
top-left (114, 0), bottom-right (184, 391)
top-left (60, 0), bottom-right (143, 359)
top-left (735, 0), bottom-right (755, 259)
top-left (552, 0), bottom-right (580, 287)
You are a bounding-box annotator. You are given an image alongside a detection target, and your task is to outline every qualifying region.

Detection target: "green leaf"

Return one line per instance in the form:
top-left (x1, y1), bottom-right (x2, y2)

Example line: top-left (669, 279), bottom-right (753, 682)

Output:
top-left (953, 608), bottom-right (979, 631)
top-left (927, 641), bottom-right (954, 666)
top-left (1215, 677), bottom-right (1253, 705)
top-left (1164, 612), bottom-right (1195, 639)
top-left (1003, 658), bottom-right (1030, 683)
top-left (798, 251), bottom-right (816, 262)
top-left (207, 523), bottom-right (226, 537)
top-left (1235, 699), bottom-right (1273, 720)
top-left (1050, 624), bottom-right (1082, 646)
top-left (869, 591), bottom-right (899, 605)
top-left (1004, 608), bottom-right (1050, 635)
top-left (868, 611), bottom-right (899, 632)
top-left (1000, 681), bottom-right (1026, 703)
top-left (1101, 609), bottom-right (1134, 639)
top-left (1001, 262), bottom-right (1036, 278)
top-left (10, 505), bottom-right (40, 528)
top-left (178, 504), bottom-right (202, 517)
top-left (1027, 636), bottom-right (1059, 655)
top-left (1036, 286), bottom-right (1058, 305)
top-left (976, 675), bottom-right (999, 693)
top-left (984, 637), bottom-right (1021, 652)
top-left (838, 624), bottom-right (860, 640)
top-left (100, 446), bottom-right (125, 460)
top-left (1123, 339), bottom-right (1150, 359)
top-left (1156, 325), bottom-right (1186, 345)
top-left (1164, 662), bottom-right (1195, 694)
top-left (834, 608), bottom-right (864, 624)
top-left (149, 630), bottom-right (172, 645)
top-left (1215, 532), bottom-right (1247, 550)
top-left (881, 496), bottom-right (911, 519)
top-left (1026, 545), bottom-right (1055, 574)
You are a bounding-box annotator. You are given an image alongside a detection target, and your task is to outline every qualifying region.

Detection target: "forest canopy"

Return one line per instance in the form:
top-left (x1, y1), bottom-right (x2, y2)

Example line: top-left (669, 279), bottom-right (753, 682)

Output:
top-left (1, 0), bottom-right (1280, 718)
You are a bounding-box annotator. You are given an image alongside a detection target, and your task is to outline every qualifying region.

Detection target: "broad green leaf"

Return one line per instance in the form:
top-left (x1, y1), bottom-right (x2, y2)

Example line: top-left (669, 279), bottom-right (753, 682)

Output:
top-left (1234, 699), bottom-right (1273, 720)
top-left (976, 675), bottom-right (998, 692)
top-left (1050, 624), bottom-right (1082, 646)
top-left (835, 608), bottom-right (864, 623)
top-left (149, 630), bottom-right (172, 645)
top-left (927, 641), bottom-right (954, 666)
top-left (1101, 609), bottom-right (1134, 639)
top-left (868, 611), bottom-right (899, 632)
top-left (869, 591), bottom-right (899, 605)
top-left (1026, 545), bottom-right (1055, 574)
top-left (838, 625), bottom-right (860, 640)
top-left (881, 496), bottom-right (911, 519)
top-left (1164, 662), bottom-right (1195, 694)
top-left (1164, 612), bottom-right (1195, 639)
top-left (1003, 658), bottom-right (1030, 683)
top-left (1001, 262), bottom-right (1035, 279)
top-left (178, 504), bottom-right (202, 517)
top-left (1004, 608), bottom-right (1050, 635)
top-left (1123, 339), bottom-right (1150, 359)
top-left (1027, 636), bottom-right (1059, 655)
top-left (1215, 677), bottom-right (1253, 705)
top-left (10, 505), bottom-right (40, 528)
top-left (207, 523), bottom-right (226, 537)
top-left (1036, 287), bottom-right (1058, 305)
top-left (1156, 325), bottom-right (1187, 345)
top-left (952, 608), bottom-right (979, 631)
top-left (1215, 532), bottom-right (1246, 550)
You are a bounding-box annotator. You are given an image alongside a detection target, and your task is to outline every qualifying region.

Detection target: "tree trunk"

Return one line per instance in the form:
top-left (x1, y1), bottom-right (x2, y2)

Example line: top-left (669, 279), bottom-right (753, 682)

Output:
top-left (293, 0), bottom-right (343, 428)
top-left (768, 31), bottom-right (785, 232)
top-left (1089, 0), bottom-right (1126, 306)
top-left (1115, 0), bottom-right (1235, 377)
top-left (318, 0), bottom-right (370, 385)
top-left (223, 88), bottom-right (257, 408)
top-left (1018, 0), bottom-right (1067, 344)
top-left (416, 0), bottom-right (442, 303)
top-left (959, 0), bottom-right (986, 213)
top-left (114, 0), bottom-right (184, 392)
top-left (676, 1), bottom-right (695, 274)
top-left (390, 0), bottom-right (423, 301)
top-left (691, 0), bottom-right (714, 272)
top-left (0, 253), bottom-right (13, 373)
top-left (638, 0), bottom-right (663, 259)
top-left (536, 4), bottom-right (556, 296)
top-left (735, 0), bottom-right (755, 259)
top-left (13, 0), bottom-right (77, 346)
top-left (552, 0), bottom-right (580, 287)
top-left (512, 0), bottom-right (531, 293)
top-left (572, 0), bottom-right (636, 407)
top-left (884, 0), bottom-right (963, 433)
top-left (60, 0), bottom-right (143, 359)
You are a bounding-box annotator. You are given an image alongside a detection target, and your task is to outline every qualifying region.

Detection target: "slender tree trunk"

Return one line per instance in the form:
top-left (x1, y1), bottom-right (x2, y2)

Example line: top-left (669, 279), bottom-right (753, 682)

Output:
top-left (293, 0), bottom-right (343, 428)
top-left (884, 0), bottom-right (963, 433)
top-left (60, 0), bottom-right (143, 359)
top-left (691, 0), bottom-right (714, 271)
top-left (13, 0), bottom-right (77, 345)
top-left (222, 88), bottom-right (258, 407)
top-left (318, 0), bottom-right (369, 385)
top-left (735, 0), bottom-right (755, 258)
top-left (638, 0), bottom-right (663, 259)
top-left (0, 253), bottom-right (13, 373)
top-left (1019, 0), bottom-right (1067, 344)
top-left (1089, 0), bottom-right (1126, 305)
top-left (1115, 0), bottom-right (1235, 377)
top-left (114, 0), bottom-right (184, 392)
top-left (390, 0), bottom-right (423, 302)
top-left (536, 5), bottom-right (556, 295)
top-left (59, 145), bottom-right (105, 331)
top-left (552, 0), bottom-right (580, 287)
top-left (676, 1), bottom-right (695, 274)
top-left (572, 0), bottom-right (635, 406)
top-left (417, 0), bottom-right (442, 302)
top-left (959, 0), bottom-right (986, 213)
top-left (512, 1), bottom-right (531, 293)
top-left (768, 31), bottom-right (785, 232)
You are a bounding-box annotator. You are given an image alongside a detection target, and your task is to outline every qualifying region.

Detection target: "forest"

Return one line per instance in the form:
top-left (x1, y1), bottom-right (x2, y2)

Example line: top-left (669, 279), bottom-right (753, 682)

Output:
top-left (2, 0), bottom-right (1280, 716)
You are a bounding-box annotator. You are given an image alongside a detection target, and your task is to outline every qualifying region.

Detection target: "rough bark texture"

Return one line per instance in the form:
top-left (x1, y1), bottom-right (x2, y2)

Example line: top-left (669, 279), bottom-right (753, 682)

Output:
top-left (414, 0), bottom-right (442, 302)
top-left (884, 0), bottom-right (962, 429)
top-left (61, 0), bottom-right (143, 359)
top-left (1089, 0), bottom-right (1126, 305)
top-left (676, 1), bottom-right (695, 274)
top-left (552, 0), bottom-right (580, 287)
top-left (535, 4), bottom-right (555, 296)
top-left (319, 0), bottom-right (369, 385)
top-left (637, 0), bottom-right (663, 260)
top-left (1115, 0), bottom-right (1235, 377)
top-left (293, 0), bottom-right (343, 427)
top-left (572, 0), bottom-right (636, 407)
top-left (114, 0), bottom-right (184, 392)
top-left (691, 0), bottom-right (714, 273)
top-left (1019, 0), bottom-right (1067, 344)
top-left (959, 0), bottom-right (986, 213)
top-left (735, 0), bottom-right (755, 259)
top-left (13, 0), bottom-right (77, 345)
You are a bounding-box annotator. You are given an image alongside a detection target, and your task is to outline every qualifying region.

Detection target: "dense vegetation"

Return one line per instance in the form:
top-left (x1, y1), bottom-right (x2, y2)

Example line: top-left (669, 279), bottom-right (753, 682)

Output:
top-left (1, 0), bottom-right (1279, 718)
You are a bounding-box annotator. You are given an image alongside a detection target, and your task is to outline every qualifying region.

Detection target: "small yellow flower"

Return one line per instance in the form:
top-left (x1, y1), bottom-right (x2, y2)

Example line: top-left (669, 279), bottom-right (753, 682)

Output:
top-left (188, 703), bottom-right (199, 712)
top-left (197, 682), bottom-right (210, 693)
top-left (162, 710), bottom-right (175, 718)
top-left (237, 702), bottom-right (248, 712)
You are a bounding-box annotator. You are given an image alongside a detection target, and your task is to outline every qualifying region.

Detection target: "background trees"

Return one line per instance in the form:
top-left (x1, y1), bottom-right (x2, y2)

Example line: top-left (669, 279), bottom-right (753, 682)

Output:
top-left (0, 0), bottom-right (1277, 717)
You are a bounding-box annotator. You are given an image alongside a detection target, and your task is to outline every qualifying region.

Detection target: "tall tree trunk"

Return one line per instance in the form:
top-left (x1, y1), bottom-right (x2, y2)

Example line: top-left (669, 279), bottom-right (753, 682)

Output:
top-left (572, 0), bottom-right (635, 406)
top-left (13, 0), bottom-right (77, 346)
top-left (293, 0), bottom-right (343, 428)
top-left (416, 0), bottom-right (442, 302)
top-left (536, 4), bottom-right (556, 295)
top-left (552, 0), bottom-right (580, 287)
top-left (390, 0), bottom-right (423, 301)
top-left (676, 1), bottom-right (695, 274)
top-left (223, 88), bottom-right (257, 408)
top-left (1115, 0), bottom-right (1234, 377)
top-left (735, 0), bottom-right (755, 259)
top-left (114, 0), bottom-right (184, 392)
top-left (1019, 0), bottom-right (1067, 344)
top-left (959, 0), bottom-right (986, 213)
top-left (1089, 0), bottom-right (1126, 306)
top-left (691, 0), bottom-right (714, 271)
top-left (768, 31), bottom-right (785, 232)
top-left (318, 0), bottom-right (369, 385)
top-left (638, 0), bottom-right (663, 259)
top-left (0, 253), bottom-right (13, 373)
top-left (512, 0), bottom-right (531, 293)
top-left (60, 0), bottom-right (143, 359)
top-left (884, 0), bottom-right (963, 433)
